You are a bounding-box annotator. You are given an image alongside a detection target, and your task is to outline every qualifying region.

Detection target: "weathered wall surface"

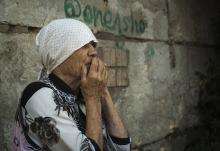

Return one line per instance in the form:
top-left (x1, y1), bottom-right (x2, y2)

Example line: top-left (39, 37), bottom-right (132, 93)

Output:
top-left (0, 0), bottom-right (220, 151)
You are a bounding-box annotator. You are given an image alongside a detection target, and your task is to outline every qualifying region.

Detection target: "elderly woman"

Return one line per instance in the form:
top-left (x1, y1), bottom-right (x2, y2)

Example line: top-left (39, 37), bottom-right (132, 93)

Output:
top-left (14, 19), bottom-right (130, 151)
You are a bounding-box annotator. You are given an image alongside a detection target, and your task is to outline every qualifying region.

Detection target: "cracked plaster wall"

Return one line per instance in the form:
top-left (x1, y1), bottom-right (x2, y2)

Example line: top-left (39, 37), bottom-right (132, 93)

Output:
top-left (0, 0), bottom-right (220, 151)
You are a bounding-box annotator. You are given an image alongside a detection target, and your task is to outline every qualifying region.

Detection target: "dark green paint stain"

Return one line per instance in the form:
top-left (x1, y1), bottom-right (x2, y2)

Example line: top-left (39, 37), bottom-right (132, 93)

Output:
top-left (147, 47), bottom-right (155, 58)
top-left (115, 41), bottom-right (125, 49)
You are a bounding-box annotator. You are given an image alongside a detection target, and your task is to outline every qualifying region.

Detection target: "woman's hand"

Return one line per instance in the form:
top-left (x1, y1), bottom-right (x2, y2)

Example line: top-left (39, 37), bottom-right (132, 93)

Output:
top-left (80, 57), bottom-right (107, 150)
top-left (80, 57), bottom-right (108, 101)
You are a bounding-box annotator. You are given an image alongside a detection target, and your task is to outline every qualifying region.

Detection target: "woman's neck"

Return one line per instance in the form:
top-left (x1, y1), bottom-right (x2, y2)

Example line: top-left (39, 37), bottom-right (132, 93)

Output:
top-left (52, 71), bottom-right (80, 93)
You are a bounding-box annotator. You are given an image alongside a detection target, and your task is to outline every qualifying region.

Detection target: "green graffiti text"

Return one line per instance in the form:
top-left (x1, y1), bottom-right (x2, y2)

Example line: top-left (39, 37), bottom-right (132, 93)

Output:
top-left (64, 0), bottom-right (146, 34)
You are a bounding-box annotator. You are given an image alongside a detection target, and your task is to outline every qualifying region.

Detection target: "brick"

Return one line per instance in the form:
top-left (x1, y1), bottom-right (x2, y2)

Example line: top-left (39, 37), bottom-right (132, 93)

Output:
top-left (28, 27), bottom-right (40, 33)
top-left (97, 47), bottom-right (104, 60)
top-left (116, 68), bottom-right (128, 86)
top-left (102, 48), bottom-right (116, 67)
top-left (116, 49), bottom-right (128, 67)
top-left (0, 24), bottom-right (9, 33)
top-left (13, 26), bottom-right (28, 33)
top-left (107, 68), bottom-right (116, 87)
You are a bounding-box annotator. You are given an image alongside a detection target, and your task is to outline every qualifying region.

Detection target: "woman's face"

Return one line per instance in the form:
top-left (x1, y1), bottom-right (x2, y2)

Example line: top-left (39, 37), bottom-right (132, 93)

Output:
top-left (63, 42), bottom-right (97, 79)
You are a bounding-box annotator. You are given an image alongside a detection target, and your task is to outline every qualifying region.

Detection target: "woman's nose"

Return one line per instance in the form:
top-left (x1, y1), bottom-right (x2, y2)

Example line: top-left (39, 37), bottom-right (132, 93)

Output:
top-left (88, 48), bottom-right (97, 57)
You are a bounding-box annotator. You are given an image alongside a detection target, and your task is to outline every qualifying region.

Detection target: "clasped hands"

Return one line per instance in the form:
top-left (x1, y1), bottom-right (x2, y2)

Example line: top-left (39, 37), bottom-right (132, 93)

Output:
top-left (80, 57), bottom-right (108, 101)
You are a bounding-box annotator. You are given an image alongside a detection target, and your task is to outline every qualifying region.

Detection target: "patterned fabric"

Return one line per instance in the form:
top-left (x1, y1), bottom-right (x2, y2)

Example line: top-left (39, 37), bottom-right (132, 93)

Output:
top-left (14, 76), bottom-right (89, 151)
top-left (29, 117), bottom-right (60, 147)
top-left (13, 125), bottom-right (35, 151)
top-left (14, 75), bottom-right (131, 151)
top-left (40, 76), bottom-right (85, 132)
top-left (80, 138), bottom-right (93, 151)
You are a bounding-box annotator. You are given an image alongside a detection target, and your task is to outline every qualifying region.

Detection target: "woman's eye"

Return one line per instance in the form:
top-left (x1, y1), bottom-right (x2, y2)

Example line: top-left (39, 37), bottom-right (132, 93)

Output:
top-left (90, 42), bottom-right (97, 48)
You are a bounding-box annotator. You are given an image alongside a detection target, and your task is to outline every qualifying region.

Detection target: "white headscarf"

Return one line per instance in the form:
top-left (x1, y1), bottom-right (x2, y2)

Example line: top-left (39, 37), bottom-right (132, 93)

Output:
top-left (36, 18), bottom-right (98, 78)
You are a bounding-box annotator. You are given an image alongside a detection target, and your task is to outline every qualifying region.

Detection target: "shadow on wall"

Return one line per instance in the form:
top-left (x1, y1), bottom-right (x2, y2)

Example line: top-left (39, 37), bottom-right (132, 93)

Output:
top-left (168, 0), bottom-right (220, 150)
top-left (210, 3), bottom-right (220, 45)
top-left (164, 61), bottom-right (220, 151)
top-left (181, 61), bottom-right (220, 151)
top-left (176, 0), bottom-right (220, 150)
top-left (202, 0), bottom-right (220, 45)
top-left (185, 62), bottom-right (220, 150)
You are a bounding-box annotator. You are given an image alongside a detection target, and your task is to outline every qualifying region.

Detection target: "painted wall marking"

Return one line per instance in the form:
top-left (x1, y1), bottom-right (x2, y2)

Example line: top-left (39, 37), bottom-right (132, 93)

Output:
top-left (115, 41), bottom-right (125, 49)
top-left (64, 0), bottom-right (146, 34)
top-left (147, 47), bottom-right (155, 59)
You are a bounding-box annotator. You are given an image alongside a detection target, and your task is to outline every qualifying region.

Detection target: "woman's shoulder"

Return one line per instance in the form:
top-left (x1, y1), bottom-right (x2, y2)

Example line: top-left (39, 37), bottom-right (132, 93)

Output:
top-left (23, 82), bottom-right (57, 116)
top-left (20, 81), bottom-right (52, 108)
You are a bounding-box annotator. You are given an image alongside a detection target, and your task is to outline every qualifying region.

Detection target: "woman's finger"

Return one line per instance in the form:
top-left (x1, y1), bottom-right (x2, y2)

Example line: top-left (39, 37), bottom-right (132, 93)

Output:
top-left (97, 59), bottom-right (105, 79)
top-left (88, 57), bottom-right (98, 76)
top-left (81, 65), bottom-right (87, 83)
top-left (103, 67), bottom-right (108, 84)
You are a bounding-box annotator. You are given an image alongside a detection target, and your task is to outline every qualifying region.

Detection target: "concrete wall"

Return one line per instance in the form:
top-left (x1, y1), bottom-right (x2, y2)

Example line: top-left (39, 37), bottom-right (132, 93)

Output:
top-left (0, 0), bottom-right (220, 151)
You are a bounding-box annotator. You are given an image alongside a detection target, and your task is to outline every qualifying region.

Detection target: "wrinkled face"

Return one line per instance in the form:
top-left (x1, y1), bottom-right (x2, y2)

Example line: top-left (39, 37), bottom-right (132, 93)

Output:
top-left (62, 41), bottom-right (97, 79)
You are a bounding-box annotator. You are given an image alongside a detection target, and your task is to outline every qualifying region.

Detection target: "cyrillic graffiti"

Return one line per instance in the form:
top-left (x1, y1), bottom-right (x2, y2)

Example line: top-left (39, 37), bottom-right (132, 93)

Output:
top-left (64, 0), bottom-right (146, 34)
